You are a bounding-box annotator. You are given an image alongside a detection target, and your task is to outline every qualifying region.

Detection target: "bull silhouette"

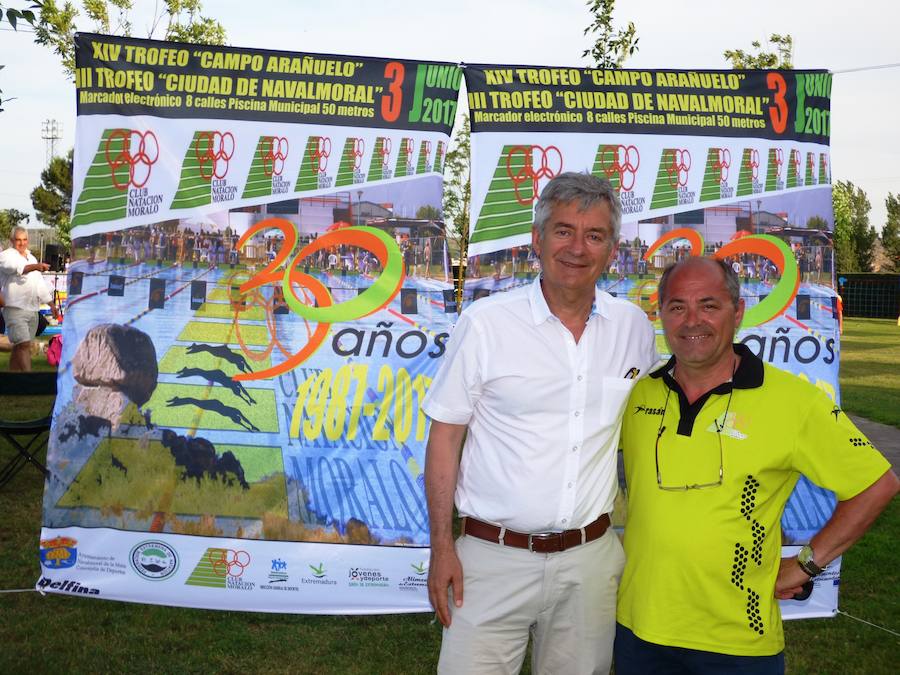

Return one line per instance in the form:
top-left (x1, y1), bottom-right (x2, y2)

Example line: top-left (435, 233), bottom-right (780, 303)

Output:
top-left (160, 429), bottom-right (250, 490)
top-left (59, 415), bottom-right (112, 442)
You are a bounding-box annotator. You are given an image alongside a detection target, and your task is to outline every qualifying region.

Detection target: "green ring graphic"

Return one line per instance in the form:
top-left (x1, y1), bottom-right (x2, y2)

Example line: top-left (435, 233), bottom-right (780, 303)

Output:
top-left (715, 234), bottom-right (799, 328)
top-left (739, 235), bottom-right (798, 328)
top-left (282, 226), bottom-right (405, 323)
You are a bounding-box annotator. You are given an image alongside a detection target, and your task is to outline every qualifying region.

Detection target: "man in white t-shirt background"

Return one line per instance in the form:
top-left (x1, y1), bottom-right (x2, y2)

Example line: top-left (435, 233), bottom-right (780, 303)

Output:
top-left (0, 227), bottom-right (52, 371)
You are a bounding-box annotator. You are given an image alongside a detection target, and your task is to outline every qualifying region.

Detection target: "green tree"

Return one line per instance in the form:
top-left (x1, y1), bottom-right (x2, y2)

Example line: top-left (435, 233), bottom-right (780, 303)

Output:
top-left (805, 215), bottom-right (828, 230)
top-left (416, 205), bottom-right (441, 221)
top-left (34, 0), bottom-right (226, 76)
top-left (0, 207), bottom-right (30, 242)
top-left (442, 114), bottom-right (470, 260)
top-left (724, 34), bottom-right (793, 69)
top-left (582, 0), bottom-right (639, 68)
top-left (1, 2), bottom-right (43, 110)
top-left (30, 150), bottom-right (72, 248)
top-left (163, 0), bottom-right (225, 45)
top-left (832, 180), bottom-right (876, 273)
top-left (0, 1), bottom-right (41, 29)
top-left (831, 183), bottom-right (857, 273)
top-left (882, 192), bottom-right (900, 272)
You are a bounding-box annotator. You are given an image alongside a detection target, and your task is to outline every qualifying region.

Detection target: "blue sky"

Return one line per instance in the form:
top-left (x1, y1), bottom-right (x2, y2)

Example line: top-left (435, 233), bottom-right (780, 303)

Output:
top-left (1, 0), bottom-right (897, 229)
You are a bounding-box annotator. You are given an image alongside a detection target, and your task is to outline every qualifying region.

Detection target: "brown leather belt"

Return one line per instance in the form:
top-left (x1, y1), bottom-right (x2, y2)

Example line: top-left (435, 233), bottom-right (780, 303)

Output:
top-left (463, 513), bottom-right (611, 554)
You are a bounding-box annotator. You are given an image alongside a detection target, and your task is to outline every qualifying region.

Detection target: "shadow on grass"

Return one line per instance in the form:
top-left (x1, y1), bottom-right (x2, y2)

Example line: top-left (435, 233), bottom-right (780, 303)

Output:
top-left (840, 361), bottom-right (900, 381)
top-left (838, 340), bottom-right (900, 353)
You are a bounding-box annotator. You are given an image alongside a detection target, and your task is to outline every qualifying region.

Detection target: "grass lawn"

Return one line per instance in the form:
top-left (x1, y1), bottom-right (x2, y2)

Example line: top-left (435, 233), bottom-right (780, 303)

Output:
top-left (1, 319), bottom-right (898, 672)
top-left (839, 318), bottom-right (900, 427)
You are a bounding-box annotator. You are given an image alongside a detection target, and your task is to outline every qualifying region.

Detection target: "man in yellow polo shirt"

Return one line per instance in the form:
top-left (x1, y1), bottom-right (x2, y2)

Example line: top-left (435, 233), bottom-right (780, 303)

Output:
top-left (616, 256), bottom-right (898, 674)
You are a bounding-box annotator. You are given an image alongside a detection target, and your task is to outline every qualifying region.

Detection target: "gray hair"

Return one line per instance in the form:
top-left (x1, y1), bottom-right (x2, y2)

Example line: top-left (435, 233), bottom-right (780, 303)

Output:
top-left (533, 172), bottom-right (622, 240)
top-left (657, 257), bottom-right (741, 308)
top-left (10, 226), bottom-right (28, 242)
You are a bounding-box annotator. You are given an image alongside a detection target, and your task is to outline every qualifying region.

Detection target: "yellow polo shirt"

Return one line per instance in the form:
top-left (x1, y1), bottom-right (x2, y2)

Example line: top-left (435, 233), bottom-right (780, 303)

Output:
top-left (617, 345), bottom-right (890, 656)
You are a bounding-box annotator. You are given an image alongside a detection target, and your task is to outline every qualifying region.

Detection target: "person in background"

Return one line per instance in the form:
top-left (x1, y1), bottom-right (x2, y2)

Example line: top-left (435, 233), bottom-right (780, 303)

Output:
top-left (0, 227), bottom-right (53, 371)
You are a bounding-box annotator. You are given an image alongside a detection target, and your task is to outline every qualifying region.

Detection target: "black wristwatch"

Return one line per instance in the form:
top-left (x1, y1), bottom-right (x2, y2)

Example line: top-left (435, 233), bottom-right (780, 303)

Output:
top-left (797, 544), bottom-right (827, 577)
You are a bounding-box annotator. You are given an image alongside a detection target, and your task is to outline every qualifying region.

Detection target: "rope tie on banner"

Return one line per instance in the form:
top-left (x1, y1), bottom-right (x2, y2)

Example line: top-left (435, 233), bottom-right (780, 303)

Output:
top-left (836, 610), bottom-right (900, 638)
top-left (0, 587), bottom-right (37, 594)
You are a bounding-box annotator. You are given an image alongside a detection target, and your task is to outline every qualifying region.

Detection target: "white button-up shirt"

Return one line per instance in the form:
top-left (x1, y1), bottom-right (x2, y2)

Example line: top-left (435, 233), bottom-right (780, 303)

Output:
top-left (0, 247), bottom-right (52, 311)
top-left (423, 277), bottom-right (658, 533)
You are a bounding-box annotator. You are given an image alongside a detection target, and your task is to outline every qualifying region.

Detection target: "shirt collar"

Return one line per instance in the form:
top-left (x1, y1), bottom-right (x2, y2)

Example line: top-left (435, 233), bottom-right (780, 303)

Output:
top-left (528, 274), bottom-right (608, 325)
top-left (650, 342), bottom-right (764, 391)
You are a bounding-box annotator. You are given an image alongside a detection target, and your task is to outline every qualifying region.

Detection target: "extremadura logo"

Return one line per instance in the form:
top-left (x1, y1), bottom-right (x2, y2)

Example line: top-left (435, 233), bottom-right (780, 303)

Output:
top-left (130, 540), bottom-right (179, 581)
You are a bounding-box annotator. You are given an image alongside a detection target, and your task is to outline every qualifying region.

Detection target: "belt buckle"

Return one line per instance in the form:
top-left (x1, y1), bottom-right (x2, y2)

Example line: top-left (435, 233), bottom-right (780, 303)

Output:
top-left (528, 532), bottom-right (563, 553)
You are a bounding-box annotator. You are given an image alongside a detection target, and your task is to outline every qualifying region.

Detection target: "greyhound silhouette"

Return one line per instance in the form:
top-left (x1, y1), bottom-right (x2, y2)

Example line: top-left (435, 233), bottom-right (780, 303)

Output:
top-left (185, 343), bottom-right (252, 373)
top-left (166, 396), bottom-right (260, 432)
top-left (175, 366), bottom-right (257, 405)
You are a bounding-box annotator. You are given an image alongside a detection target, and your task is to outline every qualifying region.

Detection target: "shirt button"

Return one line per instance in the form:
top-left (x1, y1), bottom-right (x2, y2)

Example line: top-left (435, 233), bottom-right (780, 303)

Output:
top-left (568, 482), bottom-right (573, 488)
top-left (574, 411), bottom-right (580, 417)
top-left (577, 375), bottom-right (583, 381)
top-left (562, 518), bottom-right (568, 524)
top-left (572, 446), bottom-right (578, 452)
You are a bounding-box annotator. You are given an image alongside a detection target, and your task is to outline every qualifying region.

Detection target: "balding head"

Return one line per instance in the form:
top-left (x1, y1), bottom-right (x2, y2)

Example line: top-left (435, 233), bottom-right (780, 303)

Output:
top-left (657, 257), bottom-right (740, 309)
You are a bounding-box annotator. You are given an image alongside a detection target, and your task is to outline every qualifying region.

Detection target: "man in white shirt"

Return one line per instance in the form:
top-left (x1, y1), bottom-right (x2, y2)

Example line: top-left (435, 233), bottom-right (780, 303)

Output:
top-left (0, 227), bottom-right (52, 371)
top-left (422, 173), bottom-right (658, 674)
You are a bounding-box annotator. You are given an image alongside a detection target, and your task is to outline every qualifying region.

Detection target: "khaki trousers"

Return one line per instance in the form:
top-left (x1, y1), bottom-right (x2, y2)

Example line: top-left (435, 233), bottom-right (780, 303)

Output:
top-left (438, 527), bottom-right (625, 675)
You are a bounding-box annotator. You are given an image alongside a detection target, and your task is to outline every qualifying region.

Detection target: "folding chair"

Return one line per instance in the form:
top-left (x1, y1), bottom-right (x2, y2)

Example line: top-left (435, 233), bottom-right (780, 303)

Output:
top-left (0, 371), bottom-right (57, 488)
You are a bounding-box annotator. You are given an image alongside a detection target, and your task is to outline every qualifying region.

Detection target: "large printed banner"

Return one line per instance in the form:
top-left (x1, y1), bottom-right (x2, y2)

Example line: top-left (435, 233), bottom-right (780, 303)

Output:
top-left (38, 34), bottom-right (460, 613)
top-left (464, 65), bottom-right (840, 619)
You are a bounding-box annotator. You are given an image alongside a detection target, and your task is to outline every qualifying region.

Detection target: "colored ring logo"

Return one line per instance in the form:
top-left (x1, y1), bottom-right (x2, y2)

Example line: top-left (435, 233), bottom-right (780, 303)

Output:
top-left (309, 136), bottom-right (331, 174)
top-left (665, 148), bottom-right (691, 188)
top-left (105, 129), bottom-right (159, 191)
top-left (772, 148), bottom-right (784, 178)
top-left (505, 144), bottom-right (563, 206)
top-left (745, 149), bottom-right (760, 182)
top-left (403, 137), bottom-right (415, 164)
top-left (790, 149), bottom-right (801, 179)
top-left (714, 148), bottom-right (731, 183)
top-left (260, 136), bottom-right (289, 176)
top-left (208, 548), bottom-right (250, 578)
top-left (130, 540), bottom-right (179, 581)
top-left (350, 137), bottom-right (366, 170)
top-left (422, 140), bottom-right (432, 163)
top-left (379, 137), bottom-right (392, 167)
top-left (600, 144), bottom-right (639, 192)
top-left (195, 131), bottom-right (235, 181)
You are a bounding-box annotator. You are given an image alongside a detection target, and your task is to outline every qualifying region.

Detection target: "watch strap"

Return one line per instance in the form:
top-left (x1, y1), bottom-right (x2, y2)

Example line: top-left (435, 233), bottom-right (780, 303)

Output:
top-left (797, 544), bottom-right (826, 577)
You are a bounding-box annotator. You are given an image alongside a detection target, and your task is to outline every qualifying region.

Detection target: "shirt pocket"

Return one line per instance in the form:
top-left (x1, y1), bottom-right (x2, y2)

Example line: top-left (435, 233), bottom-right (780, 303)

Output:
top-left (598, 376), bottom-right (638, 427)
